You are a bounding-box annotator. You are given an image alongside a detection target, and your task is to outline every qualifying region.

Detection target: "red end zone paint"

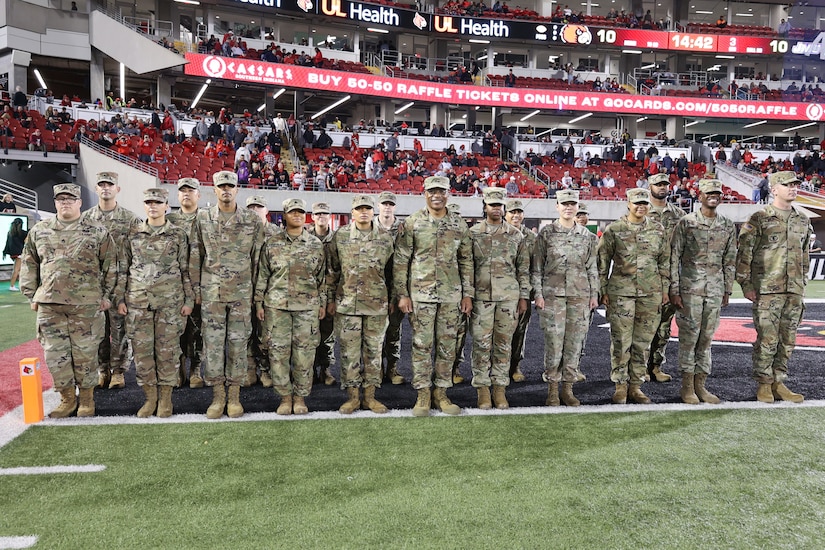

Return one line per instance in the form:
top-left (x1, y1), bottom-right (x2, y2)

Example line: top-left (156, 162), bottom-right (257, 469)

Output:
top-left (0, 341), bottom-right (51, 416)
top-left (671, 317), bottom-right (825, 348)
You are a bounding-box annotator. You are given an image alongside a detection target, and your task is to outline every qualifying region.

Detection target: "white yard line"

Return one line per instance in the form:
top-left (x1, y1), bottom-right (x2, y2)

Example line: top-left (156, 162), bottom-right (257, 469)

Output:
top-left (0, 536), bottom-right (38, 549)
top-left (0, 464), bottom-right (106, 476)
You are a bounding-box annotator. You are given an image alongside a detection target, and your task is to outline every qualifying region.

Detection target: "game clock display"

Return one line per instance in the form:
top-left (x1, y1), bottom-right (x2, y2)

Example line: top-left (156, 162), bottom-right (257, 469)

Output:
top-left (669, 33), bottom-right (717, 51)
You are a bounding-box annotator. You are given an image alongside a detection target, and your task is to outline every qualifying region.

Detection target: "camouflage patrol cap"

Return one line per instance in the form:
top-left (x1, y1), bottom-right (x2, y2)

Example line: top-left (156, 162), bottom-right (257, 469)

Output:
top-left (283, 198), bottom-right (307, 213)
top-left (53, 183), bottom-right (81, 198)
top-left (312, 202), bottom-right (331, 214)
top-left (506, 199), bottom-right (524, 212)
top-left (246, 195), bottom-right (267, 208)
top-left (143, 188), bottom-right (169, 202)
top-left (177, 177), bottom-right (200, 189)
top-left (627, 188), bottom-right (651, 203)
top-left (96, 171), bottom-right (118, 185)
top-left (769, 171), bottom-right (801, 187)
top-left (698, 178), bottom-right (723, 194)
top-left (351, 194), bottom-right (375, 209)
top-left (576, 202), bottom-right (589, 215)
top-left (648, 173), bottom-right (670, 186)
top-left (212, 171), bottom-right (238, 187)
top-left (556, 189), bottom-right (580, 204)
top-left (378, 191), bottom-right (397, 205)
top-left (424, 176), bottom-right (450, 190)
top-left (447, 202), bottom-right (461, 214)
top-left (482, 188), bottom-right (506, 205)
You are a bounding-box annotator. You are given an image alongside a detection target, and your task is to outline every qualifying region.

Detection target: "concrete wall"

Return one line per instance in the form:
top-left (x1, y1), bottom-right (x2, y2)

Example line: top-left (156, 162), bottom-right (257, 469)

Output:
top-left (78, 142), bottom-right (158, 214)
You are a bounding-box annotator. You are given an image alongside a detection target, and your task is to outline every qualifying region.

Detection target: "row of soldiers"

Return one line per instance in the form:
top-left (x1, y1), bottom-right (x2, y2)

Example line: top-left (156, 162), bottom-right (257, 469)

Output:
top-left (20, 167), bottom-right (811, 419)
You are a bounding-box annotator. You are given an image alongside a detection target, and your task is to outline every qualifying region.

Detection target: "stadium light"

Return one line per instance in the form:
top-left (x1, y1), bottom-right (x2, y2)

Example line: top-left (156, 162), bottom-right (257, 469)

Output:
top-left (568, 112), bottom-right (593, 124)
top-left (311, 95), bottom-right (351, 120)
top-left (783, 122), bottom-right (817, 132)
top-left (191, 82), bottom-right (209, 109)
top-left (120, 63), bottom-right (125, 103)
top-left (395, 102), bottom-right (415, 115)
top-left (742, 120), bottom-right (767, 129)
top-left (272, 88), bottom-right (286, 100)
top-left (33, 69), bottom-right (47, 90)
top-left (520, 110), bottom-right (540, 122)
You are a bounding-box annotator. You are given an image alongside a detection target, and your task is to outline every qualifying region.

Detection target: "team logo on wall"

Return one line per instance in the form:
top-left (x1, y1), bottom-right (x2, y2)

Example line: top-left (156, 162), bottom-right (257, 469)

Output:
top-left (297, 0), bottom-right (313, 11)
top-left (806, 103), bottom-right (824, 121)
top-left (413, 12), bottom-right (427, 30)
top-left (202, 56), bottom-right (228, 78)
top-left (559, 24), bottom-right (592, 45)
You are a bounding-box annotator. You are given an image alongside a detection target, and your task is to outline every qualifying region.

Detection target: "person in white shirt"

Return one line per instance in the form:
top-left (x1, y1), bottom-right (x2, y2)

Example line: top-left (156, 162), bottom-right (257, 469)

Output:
top-left (561, 171), bottom-right (574, 188)
top-left (602, 173), bottom-right (616, 188)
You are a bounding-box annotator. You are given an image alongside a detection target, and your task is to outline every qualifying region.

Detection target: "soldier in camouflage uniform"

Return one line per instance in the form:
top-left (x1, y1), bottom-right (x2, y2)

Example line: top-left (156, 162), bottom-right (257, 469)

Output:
top-left (447, 201), bottom-right (469, 385)
top-left (256, 198), bottom-right (326, 415)
top-left (645, 172), bottom-right (685, 383)
top-left (597, 188), bottom-right (670, 405)
top-left (469, 189), bottom-right (530, 410)
top-left (245, 195), bottom-right (273, 388)
top-left (505, 199), bottom-right (536, 383)
top-left (574, 201), bottom-right (594, 379)
top-left (375, 191), bottom-right (405, 385)
top-left (192, 171), bottom-right (265, 419)
top-left (309, 202), bottom-right (336, 386)
top-left (81, 171), bottom-right (139, 390)
top-left (327, 195), bottom-right (395, 414)
top-left (394, 176), bottom-right (474, 416)
top-left (119, 188), bottom-right (194, 418)
top-left (669, 177), bottom-right (737, 404)
top-left (167, 178), bottom-right (204, 388)
top-left (735, 171), bottom-right (811, 403)
top-left (21, 183), bottom-right (117, 418)
top-left (532, 190), bottom-right (599, 407)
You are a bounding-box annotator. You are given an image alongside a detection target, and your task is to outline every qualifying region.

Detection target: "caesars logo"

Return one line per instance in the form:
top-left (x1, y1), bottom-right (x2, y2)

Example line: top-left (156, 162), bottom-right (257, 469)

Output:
top-left (806, 103), bottom-right (824, 121)
top-left (559, 24), bottom-right (592, 45)
top-left (202, 56), bottom-right (227, 78)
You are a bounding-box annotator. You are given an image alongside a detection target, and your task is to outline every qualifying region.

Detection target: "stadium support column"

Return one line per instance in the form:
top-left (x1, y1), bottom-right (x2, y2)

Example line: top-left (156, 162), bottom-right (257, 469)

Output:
top-left (157, 75), bottom-right (173, 110)
top-left (820, 122), bottom-right (825, 144)
top-left (91, 49), bottom-right (106, 107)
top-left (623, 116), bottom-right (638, 142)
top-left (429, 104), bottom-right (444, 133)
top-left (666, 116), bottom-right (685, 141)
top-left (294, 90), bottom-right (305, 120)
top-left (0, 50), bottom-right (30, 95)
top-left (466, 106), bottom-right (477, 133)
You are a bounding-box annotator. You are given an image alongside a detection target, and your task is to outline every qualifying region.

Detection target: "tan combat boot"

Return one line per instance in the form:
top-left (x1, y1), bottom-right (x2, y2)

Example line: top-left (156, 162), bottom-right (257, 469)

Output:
top-left (452, 367), bottom-right (464, 385)
top-left (137, 385), bottom-right (158, 418)
top-left (477, 386), bottom-right (492, 410)
top-left (612, 382), bottom-right (628, 404)
top-left (206, 385), bottom-right (226, 419)
top-left (292, 395), bottom-right (309, 415)
top-left (546, 382), bottom-right (560, 406)
top-left (772, 382), bottom-right (804, 403)
top-left (339, 386), bottom-right (361, 414)
top-left (276, 394), bottom-right (293, 415)
top-left (756, 383), bottom-right (774, 403)
top-left (694, 373), bottom-right (720, 404)
top-left (492, 385), bottom-right (509, 409)
top-left (412, 388), bottom-right (431, 417)
top-left (362, 386), bottom-right (388, 414)
top-left (560, 382), bottom-right (580, 407)
top-left (323, 368), bottom-right (335, 386)
top-left (432, 387), bottom-right (461, 415)
top-left (650, 365), bottom-right (672, 383)
top-left (157, 386), bottom-right (173, 418)
top-left (260, 371), bottom-right (273, 388)
top-left (98, 370), bottom-right (111, 389)
top-left (388, 366), bottom-right (405, 385)
top-left (77, 387), bottom-right (95, 417)
top-left (49, 387), bottom-right (78, 419)
top-left (189, 361), bottom-right (204, 388)
top-left (680, 373), bottom-right (700, 405)
top-left (628, 384), bottom-right (652, 404)
top-left (243, 360), bottom-right (257, 387)
top-left (511, 368), bottom-right (526, 383)
top-left (108, 372), bottom-right (125, 389)
top-left (226, 386), bottom-right (243, 418)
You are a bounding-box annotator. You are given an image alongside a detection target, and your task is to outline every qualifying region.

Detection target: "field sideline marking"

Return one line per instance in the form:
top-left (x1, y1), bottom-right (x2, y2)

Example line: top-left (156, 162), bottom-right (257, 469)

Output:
top-left (0, 536), bottom-right (37, 549)
top-left (0, 464), bottom-right (105, 476)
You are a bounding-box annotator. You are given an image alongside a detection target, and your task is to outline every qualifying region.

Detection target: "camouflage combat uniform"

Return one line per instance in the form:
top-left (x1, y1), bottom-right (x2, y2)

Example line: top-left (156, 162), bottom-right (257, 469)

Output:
top-left (121, 220), bottom-right (194, 387)
top-left (670, 210), bottom-right (737, 374)
top-left (597, 215), bottom-right (669, 384)
top-left (510, 225), bottom-right (536, 374)
top-left (256, 228), bottom-right (326, 398)
top-left (532, 221), bottom-right (598, 383)
top-left (378, 216), bottom-right (404, 377)
top-left (735, 205), bottom-right (811, 383)
top-left (167, 210), bottom-right (203, 378)
top-left (21, 217), bottom-right (117, 390)
top-left (468, 220), bottom-right (530, 388)
top-left (309, 225), bottom-right (336, 377)
top-left (327, 223), bottom-right (394, 389)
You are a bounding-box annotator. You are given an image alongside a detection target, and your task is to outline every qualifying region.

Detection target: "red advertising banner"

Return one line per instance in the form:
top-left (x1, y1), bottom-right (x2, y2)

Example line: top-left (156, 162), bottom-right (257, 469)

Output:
top-left (184, 53), bottom-right (822, 121)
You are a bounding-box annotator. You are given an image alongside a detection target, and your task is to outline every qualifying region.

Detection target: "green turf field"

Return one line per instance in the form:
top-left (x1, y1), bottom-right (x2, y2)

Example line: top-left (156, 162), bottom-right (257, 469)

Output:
top-left (0, 284), bottom-right (36, 350)
top-left (2, 409), bottom-right (825, 548)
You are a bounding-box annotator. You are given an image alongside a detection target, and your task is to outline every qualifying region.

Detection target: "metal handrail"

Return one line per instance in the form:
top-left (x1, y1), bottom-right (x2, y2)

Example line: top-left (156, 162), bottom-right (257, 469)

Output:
top-left (0, 178), bottom-right (38, 213)
top-left (79, 136), bottom-right (159, 178)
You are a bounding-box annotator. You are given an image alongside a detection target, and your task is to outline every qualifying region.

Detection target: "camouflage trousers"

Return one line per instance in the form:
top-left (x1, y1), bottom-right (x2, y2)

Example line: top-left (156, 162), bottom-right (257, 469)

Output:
top-left (607, 294), bottom-right (661, 384)
top-left (470, 300), bottom-right (517, 387)
top-left (674, 294), bottom-right (723, 375)
top-left (510, 305), bottom-right (532, 370)
top-left (336, 312), bottom-right (388, 388)
top-left (751, 293), bottom-right (804, 384)
top-left (314, 315), bottom-right (335, 369)
top-left (382, 307), bottom-right (404, 370)
top-left (179, 303), bottom-right (202, 371)
top-left (454, 311), bottom-right (469, 369)
top-left (265, 308), bottom-right (320, 397)
top-left (98, 305), bottom-right (132, 375)
top-left (37, 303), bottom-right (104, 390)
top-left (648, 302), bottom-right (678, 369)
top-left (126, 305), bottom-right (186, 387)
top-left (201, 300), bottom-right (252, 386)
top-left (538, 296), bottom-right (590, 383)
top-left (248, 307), bottom-right (270, 373)
top-left (409, 301), bottom-right (461, 390)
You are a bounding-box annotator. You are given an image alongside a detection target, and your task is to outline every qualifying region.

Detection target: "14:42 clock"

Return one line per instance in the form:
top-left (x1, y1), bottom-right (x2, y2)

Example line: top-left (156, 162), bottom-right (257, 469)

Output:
top-left (670, 33), bottom-right (717, 51)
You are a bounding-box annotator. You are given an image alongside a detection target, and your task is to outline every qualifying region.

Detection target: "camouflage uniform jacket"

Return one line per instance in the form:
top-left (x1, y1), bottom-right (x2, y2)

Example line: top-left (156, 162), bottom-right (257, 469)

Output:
top-left (21, 217), bottom-right (117, 305)
top-left (518, 225), bottom-right (538, 298)
top-left (648, 201), bottom-right (685, 241)
top-left (377, 217), bottom-right (403, 239)
top-left (532, 221), bottom-right (598, 300)
top-left (167, 210), bottom-right (200, 293)
top-left (121, 221), bottom-right (194, 310)
top-left (377, 216), bottom-right (402, 302)
top-left (393, 208), bottom-right (474, 303)
top-left (80, 204), bottom-right (140, 300)
top-left (670, 210), bottom-right (737, 297)
top-left (469, 220), bottom-right (530, 302)
top-left (255, 228), bottom-right (326, 312)
top-left (597, 215), bottom-right (670, 297)
top-left (735, 205), bottom-right (811, 296)
top-left (192, 205), bottom-right (265, 303)
top-left (327, 223), bottom-right (394, 316)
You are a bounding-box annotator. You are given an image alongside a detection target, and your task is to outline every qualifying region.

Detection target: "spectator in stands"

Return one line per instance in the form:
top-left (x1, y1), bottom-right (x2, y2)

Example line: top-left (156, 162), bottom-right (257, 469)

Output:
top-left (316, 128), bottom-right (333, 149)
top-left (676, 153), bottom-right (689, 179)
top-left (602, 172), bottom-right (616, 188)
top-left (810, 234), bottom-right (822, 253)
top-left (716, 15), bottom-right (727, 28)
top-left (313, 47), bottom-right (324, 68)
top-left (137, 135), bottom-right (153, 163)
top-left (13, 86), bottom-right (27, 109)
top-left (730, 144), bottom-right (743, 168)
top-left (560, 171), bottom-right (573, 189)
top-left (636, 175), bottom-right (649, 188)
top-left (778, 18), bottom-right (791, 37)
top-left (504, 70), bottom-right (516, 88)
top-left (28, 128), bottom-right (45, 152)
